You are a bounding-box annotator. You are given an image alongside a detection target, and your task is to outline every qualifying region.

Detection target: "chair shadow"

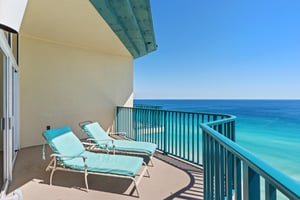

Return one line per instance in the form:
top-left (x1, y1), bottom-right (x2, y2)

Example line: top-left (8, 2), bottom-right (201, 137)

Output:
top-left (154, 152), bottom-right (204, 200)
top-left (9, 145), bottom-right (203, 199)
top-left (8, 145), bottom-right (140, 197)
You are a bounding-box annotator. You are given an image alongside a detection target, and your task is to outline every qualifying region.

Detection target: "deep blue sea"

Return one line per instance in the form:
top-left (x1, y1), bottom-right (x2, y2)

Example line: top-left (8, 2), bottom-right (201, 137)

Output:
top-left (134, 99), bottom-right (300, 183)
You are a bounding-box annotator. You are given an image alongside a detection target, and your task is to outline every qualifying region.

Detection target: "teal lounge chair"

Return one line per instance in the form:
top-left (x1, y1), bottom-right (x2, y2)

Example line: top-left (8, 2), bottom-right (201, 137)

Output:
top-left (43, 126), bottom-right (149, 197)
top-left (79, 121), bottom-right (157, 165)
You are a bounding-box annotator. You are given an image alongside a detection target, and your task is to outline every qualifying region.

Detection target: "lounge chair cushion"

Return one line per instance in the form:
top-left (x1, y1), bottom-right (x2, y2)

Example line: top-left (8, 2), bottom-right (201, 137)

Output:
top-left (82, 122), bottom-right (156, 155)
top-left (81, 122), bottom-right (111, 141)
top-left (43, 126), bottom-right (86, 160)
top-left (64, 151), bottom-right (143, 177)
top-left (44, 126), bottom-right (144, 177)
top-left (82, 122), bottom-right (157, 155)
top-left (113, 140), bottom-right (157, 155)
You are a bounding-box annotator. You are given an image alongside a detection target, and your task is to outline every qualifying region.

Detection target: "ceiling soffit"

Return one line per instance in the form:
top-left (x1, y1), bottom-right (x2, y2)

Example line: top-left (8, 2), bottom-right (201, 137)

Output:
top-left (90, 0), bottom-right (157, 58)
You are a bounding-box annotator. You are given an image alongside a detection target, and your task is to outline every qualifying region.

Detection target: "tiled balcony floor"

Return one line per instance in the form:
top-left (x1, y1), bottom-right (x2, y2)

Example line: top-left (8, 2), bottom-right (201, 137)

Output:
top-left (8, 145), bottom-right (203, 200)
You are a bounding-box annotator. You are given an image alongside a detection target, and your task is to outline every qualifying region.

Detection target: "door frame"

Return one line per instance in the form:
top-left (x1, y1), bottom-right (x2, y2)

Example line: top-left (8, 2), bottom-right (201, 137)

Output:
top-left (0, 30), bottom-right (19, 196)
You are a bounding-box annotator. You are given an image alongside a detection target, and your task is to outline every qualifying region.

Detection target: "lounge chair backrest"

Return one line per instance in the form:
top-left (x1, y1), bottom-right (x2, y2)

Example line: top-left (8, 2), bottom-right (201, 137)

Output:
top-left (81, 122), bottom-right (111, 141)
top-left (43, 126), bottom-right (85, 157)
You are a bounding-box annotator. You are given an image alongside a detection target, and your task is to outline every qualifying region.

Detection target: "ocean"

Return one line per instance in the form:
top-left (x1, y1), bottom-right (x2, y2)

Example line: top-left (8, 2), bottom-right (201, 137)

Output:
top-left (134, 99), bottom-right (300, 183)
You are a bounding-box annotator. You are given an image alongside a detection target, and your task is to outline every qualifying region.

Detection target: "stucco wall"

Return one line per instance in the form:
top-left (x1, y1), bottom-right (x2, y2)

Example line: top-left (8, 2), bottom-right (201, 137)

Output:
top-left (19, 35), bottom-right (133, 148)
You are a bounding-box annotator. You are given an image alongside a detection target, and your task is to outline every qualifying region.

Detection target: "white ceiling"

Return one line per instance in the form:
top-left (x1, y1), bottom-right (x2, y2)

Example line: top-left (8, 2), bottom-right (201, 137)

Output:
top-left (20, 0), bottom-right (131, 57)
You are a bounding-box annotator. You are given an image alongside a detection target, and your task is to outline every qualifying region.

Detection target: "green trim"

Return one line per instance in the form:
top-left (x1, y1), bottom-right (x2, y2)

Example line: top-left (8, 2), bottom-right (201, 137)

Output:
top-left (89, 0), bottom-right (157, 58)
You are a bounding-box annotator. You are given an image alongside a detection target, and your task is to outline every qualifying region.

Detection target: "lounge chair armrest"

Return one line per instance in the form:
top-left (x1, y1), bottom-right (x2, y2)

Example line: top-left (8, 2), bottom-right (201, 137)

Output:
top-left (78, 120), bottom-right (93, 127)
top-left (82, 141), bottom-right (97, 149)
top-left (109, 131), bottom-right (127, 136)
top-left (87, 138), bottom-right (114, 145)
top-left (50, 154), bottom-right (88, 168)
top-left (50, 153), bottom-right (87, 160)
top-left (82, 141), bottom-right (94, 146)
top-left (86, 139), bottom-right (115, 152)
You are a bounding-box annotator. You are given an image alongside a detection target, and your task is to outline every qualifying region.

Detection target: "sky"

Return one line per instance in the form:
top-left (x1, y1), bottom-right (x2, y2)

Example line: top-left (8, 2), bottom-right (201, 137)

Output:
top-left (134, 0), bottom-right (300, 99)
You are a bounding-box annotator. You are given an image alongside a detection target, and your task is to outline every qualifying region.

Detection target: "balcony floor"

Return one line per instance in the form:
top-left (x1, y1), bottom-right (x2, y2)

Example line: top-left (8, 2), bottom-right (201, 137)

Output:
top-left (8, 146), bottom-right (203, 200)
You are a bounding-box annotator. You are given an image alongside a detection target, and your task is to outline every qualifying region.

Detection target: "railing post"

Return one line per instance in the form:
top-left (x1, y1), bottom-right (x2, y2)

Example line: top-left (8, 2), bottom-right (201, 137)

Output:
top-left (243, 164), bottom-right (260, 200)
top-left (197, 114), bottom-right (200, 165)
top-left (220, 146), bottom-right (225, 200)
top-left (160, 110), bottom-right (164, 149)
top-left (226, 151), bottom-right (233, 200)
top-left (231, 120), bottom-right (236, 142)
top-left (202, 131), bottom-right (208, 200)
top-left (116, 106), bottom-right (119, 133)
top-left (188, 113), bottom-right (190, 161)
top-left (234, 157), bottom-right (242, 200)
top-left (214, 140), bottom-right (220, 200)
top-left (265, 180), bottom-right (276, 200)
top-left (163, 111), bottom-right (167, 154)
top-left (209, 136), bottom-right (214, 200)
top-left (133, 107), bottom-right (137, 141)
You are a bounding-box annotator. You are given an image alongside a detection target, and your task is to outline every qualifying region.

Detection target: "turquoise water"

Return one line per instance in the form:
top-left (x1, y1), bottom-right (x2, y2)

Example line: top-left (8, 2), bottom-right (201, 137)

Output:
top-left (134, 99), bottom-right (300, 183)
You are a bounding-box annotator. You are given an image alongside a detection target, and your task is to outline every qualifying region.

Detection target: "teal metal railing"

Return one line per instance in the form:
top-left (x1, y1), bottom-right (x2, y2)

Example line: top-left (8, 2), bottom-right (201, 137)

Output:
top-left (201, 119), bottom-right (300, 200)
top-left (116, 106), bottom-right (234, 165)
top-left (116, 106), bottom-right (300, 200)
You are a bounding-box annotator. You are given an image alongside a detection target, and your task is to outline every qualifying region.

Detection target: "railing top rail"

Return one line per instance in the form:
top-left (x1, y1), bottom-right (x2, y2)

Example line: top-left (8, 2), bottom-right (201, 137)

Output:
top-left (117, 106), bottom-right (234, 119)
top-left (204, 115), bottom-right (236, 126)
top-left (200, 124), bottom-right (300, 199)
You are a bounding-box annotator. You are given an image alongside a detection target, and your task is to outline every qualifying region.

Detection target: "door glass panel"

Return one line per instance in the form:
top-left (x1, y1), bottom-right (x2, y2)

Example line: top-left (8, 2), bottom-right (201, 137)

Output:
top-left (0, 30), bottom-right (19, 191)
top-left (0, 51), bottom-right (4, 186)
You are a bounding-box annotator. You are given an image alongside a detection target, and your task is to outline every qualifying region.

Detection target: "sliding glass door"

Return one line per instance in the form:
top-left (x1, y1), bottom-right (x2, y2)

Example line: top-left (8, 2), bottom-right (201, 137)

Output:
top-left (0, 30), bottom-right (19, 193)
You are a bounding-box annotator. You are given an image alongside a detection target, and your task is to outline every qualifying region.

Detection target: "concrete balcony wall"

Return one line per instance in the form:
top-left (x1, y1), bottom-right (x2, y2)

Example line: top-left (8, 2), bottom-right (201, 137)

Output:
top-left (16, 0), bottom-right (137, 148)
top-left (19, 35), bottom-right (133, 148)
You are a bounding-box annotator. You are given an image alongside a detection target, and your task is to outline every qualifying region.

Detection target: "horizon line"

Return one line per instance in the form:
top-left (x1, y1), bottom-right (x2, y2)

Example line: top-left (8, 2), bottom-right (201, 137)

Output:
top-left (134, 98), bottom-right (300, 100)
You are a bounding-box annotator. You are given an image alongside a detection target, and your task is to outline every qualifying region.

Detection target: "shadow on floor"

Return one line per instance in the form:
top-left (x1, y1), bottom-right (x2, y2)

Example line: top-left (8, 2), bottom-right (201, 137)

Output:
top-left (8, 145), bottom-right (139, 197)
top-left (8, 146), bottom-right (204, 199)
top-left (154, 152), bottom-right (204, 200)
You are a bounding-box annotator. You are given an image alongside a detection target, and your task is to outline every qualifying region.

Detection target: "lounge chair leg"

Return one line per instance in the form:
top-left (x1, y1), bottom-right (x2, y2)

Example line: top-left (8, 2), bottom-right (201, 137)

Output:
top-left (50, 169), bottom-right (55, 185)
top-left (149, 156), bottom-right (154, 167)
top-left (47, 157), bottom-right (56, 185)
top-left (49, 159), bottom-right (57, 185)
top-left (130, 164), bottom-right (148, 197)
top-left (84, 170), bottom-right (89, 191)
top-left (131, 178), bottom-right (140, 198)
top-left (146, 168), bottom-right (150, 178)
top-left (46, 158), bottom-right (55, 171)
top-left (142, 162), bottom-right (150, 178)
top-left (134, 181), bottom-right (140, 198)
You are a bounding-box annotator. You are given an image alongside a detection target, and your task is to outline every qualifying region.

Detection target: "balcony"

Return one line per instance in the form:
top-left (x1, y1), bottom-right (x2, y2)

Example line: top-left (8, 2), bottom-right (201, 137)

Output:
top-left (8, 145), bottom-right (203, 200)
top-left (7, 106), bottom-right (300, 200)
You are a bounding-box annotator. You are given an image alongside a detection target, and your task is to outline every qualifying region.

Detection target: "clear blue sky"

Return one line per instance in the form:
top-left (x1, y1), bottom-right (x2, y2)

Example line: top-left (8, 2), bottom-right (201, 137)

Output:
top-left (134, 0), bottom-right (300, 99)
